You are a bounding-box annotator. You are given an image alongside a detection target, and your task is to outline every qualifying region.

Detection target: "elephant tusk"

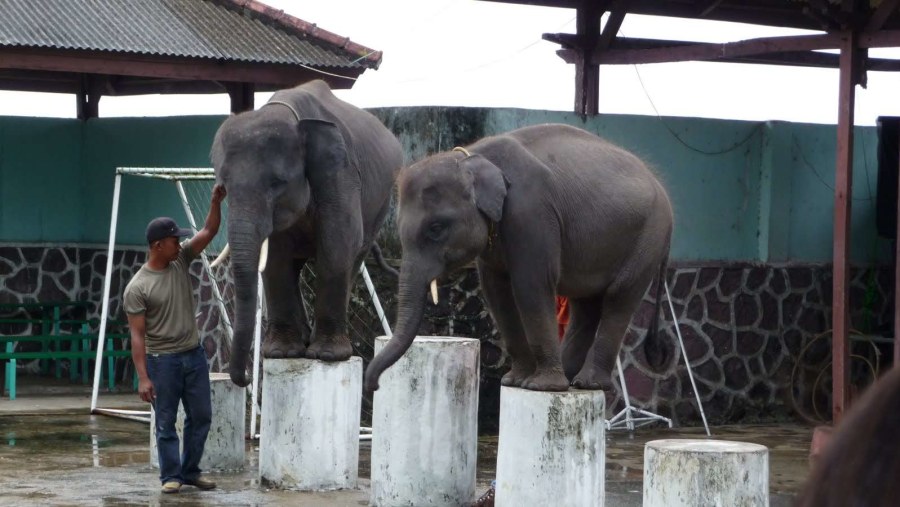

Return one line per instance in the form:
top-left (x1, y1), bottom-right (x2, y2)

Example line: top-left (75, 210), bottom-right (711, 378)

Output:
top-left (210, 243), bottom-right (231, 268)
top-left (430, 279), bottom-right (438, 305)
top-left (258, 238), bottom-right (269, 273)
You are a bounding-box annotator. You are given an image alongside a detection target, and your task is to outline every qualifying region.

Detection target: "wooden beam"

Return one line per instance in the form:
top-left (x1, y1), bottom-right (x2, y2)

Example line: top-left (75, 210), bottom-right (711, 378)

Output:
top-left (832, 30), bottom-right (859, 424)
top-left (0, 48), bottom-right (363, 90)
top-left (865, 0), bottom-right (900, 32)
top-left (859, 29), bottom-right (900, 48)
top-left (597, 0), bottom-right (629, 52)
top-left (567, 33), bottom-right (841, 65)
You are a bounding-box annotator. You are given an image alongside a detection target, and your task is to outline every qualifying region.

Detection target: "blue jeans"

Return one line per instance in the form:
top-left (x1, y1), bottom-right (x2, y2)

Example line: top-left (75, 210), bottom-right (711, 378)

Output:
top-left (148, 346), bottom-right (212, 485)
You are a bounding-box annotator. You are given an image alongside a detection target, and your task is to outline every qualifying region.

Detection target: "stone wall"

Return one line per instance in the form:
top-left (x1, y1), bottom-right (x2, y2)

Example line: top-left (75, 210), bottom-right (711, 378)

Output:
top-left (0, 245), bottom-right (232, 373)
top-left (1, 245), bottom-right (893, 428)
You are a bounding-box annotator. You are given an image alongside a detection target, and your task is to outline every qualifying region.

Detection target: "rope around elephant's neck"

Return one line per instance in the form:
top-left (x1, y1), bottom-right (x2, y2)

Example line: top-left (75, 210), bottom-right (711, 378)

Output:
top-left (452, 146), bottom-right (471, 157)
top-left (264, 100), bottom-right (301, 122)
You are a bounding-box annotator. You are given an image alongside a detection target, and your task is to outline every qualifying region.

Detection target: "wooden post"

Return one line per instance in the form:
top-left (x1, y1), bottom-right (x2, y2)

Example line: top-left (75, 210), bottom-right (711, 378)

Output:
top-left (895, 129), bottom-right (900, 366)
top-left (574, 2), bottom-right (601, 117)
top-left (227, 82), bottom-right (255, 114)
top-left (832, 30), bottom-right (859, 423)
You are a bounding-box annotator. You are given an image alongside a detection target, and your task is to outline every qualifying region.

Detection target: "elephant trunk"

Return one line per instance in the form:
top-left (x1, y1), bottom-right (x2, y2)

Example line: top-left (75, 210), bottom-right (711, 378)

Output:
top-left (364, 260), bottom-right (433, 392)
top-left (227, 216), bottom-right (268, 387)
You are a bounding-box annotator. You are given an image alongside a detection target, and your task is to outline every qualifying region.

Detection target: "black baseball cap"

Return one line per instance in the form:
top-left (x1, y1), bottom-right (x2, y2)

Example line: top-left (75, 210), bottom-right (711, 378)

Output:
top-left (146, 217), bottom-right (192, 244)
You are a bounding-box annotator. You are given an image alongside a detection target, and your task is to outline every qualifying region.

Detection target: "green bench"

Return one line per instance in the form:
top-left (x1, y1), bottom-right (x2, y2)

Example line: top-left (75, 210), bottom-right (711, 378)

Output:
top-left (1, 329), bottom-right (134, 400)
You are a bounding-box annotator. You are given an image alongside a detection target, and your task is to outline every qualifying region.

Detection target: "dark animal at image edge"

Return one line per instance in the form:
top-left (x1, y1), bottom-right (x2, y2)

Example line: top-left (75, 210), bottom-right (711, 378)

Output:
top-left (365, 123), bottom-right (673, 393)
top-left (210, 80), bottom-right (403, 387)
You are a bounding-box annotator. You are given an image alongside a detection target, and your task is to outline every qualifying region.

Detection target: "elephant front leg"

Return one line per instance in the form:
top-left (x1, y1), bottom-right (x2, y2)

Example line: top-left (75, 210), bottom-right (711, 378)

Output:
top-left (508, 275), bottom-right (568, 392)
top-left (305, 260), bottom-right (354, 361)
top-left (262, 251), bottom-right (308, 359)
top-left (478, 266), bottom-right (535, 387)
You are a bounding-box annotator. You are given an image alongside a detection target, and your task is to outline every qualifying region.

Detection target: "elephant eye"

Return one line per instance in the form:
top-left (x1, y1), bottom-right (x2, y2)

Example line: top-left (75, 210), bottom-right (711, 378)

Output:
top-left (424, 221), bottom-right (448, 241)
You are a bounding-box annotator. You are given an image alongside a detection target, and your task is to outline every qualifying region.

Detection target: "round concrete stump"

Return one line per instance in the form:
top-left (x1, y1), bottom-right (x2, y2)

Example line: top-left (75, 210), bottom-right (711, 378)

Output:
top-left (495, 387), bottom-right (606, 507)
top-left (259, 357), bottom-right (362, 491)
top-left (150, 372), bottom-right (246, 471)
top-left (643, 439), bottom-right (769, 507)
top-left (370, 336), bottom-right (480, 507)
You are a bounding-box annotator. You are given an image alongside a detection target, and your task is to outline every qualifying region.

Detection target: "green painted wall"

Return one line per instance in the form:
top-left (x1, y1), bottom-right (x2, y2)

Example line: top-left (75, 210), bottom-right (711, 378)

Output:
top-left (0, 111), bottom-right (888, 264)
top-left (0, 116), bottom-right (226, 246)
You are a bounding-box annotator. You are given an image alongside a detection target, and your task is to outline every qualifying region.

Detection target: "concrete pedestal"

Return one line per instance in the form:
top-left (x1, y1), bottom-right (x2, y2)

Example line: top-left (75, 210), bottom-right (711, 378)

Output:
top-left (495, 387), bottom-right (605, 507)
top-left (150, 372), bottom-right (246, 471)
top-left (643, 439), bottom-right (769, 507)
top-left (370, 336), bottom-right (480, 507)
top-left (259, 357), bottom-right (362, 491)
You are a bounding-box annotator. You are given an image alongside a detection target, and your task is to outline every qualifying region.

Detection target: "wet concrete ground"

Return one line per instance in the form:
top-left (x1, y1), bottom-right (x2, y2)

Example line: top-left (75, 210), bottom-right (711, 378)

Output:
top-left (0, 384), bottom-right (811, 506)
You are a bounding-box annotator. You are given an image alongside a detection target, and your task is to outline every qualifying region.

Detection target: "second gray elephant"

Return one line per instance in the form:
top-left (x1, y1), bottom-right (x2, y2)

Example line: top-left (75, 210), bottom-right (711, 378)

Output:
top-left (365, 123), bottom-right (673, 392)
top-left (211, 80), bottom-right (403, 387)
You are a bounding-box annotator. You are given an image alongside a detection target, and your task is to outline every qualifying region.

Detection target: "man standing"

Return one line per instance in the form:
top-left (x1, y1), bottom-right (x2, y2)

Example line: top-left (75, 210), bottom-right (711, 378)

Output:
top-left (124, 184), bottom-right (226, 494)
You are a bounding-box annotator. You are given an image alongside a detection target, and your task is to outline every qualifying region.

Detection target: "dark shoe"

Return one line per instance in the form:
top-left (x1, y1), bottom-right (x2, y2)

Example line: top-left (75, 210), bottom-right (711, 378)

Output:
top-left (184, 476), bottom-right (216, 490)
top-left (161, 481), bottom-right (181, 494)
top-left (472, 485), bottom-right (495, 507)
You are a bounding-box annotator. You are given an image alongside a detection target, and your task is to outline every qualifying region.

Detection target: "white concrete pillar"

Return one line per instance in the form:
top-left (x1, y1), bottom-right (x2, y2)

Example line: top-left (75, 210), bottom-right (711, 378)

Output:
top-left (643, 439), bottom-right (769, 507)
top-left (495, 387), bottom-right (605, 507)
top-left (150, 372), bottom-right (246, 471)
top-left (370, 336), bottom-right (480, 507)
top-left (259, 357), bottom-right (362, 491)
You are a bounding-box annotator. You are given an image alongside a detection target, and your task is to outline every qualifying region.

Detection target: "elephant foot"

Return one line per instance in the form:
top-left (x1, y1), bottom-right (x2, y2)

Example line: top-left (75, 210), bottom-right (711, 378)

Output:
top-left (262, 333), bottom-right (307, 359)
top-left (571, 365), bottom-right (613, 391)
top-left (501, 360), bottom-right (536, 387)
top-left (520, 369), bottom-right (569, 392)
top-left (306, 335), bottom-right (353, 361)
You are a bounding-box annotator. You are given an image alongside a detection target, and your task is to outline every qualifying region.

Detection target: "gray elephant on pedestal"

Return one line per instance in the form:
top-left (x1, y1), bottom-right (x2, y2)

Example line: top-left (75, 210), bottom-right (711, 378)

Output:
top-left (365, 123), bottom-right (673, 392)
top-left (211, 80), bottom-right (403, 387)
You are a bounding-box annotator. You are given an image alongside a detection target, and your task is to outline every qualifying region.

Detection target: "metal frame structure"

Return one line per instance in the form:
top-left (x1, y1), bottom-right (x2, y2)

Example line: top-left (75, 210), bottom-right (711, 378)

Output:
top-left (606, 280), bottom-right (710, 435)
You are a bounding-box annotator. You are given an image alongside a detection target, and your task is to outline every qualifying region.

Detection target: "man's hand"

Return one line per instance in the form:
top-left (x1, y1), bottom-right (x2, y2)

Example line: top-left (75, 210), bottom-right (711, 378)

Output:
top-left (138, 376), bottom-right (156, 403)
top-left (190, 184), bottom-right (226, 255)
top-left (211, 183), bottom-right (226, 205)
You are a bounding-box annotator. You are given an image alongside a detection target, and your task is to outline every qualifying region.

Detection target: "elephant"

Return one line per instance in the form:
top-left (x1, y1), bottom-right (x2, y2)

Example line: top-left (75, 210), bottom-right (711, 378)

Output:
top-left (364, 123), bottom-right (673, 392)
top-left (211, 80), bottom-right (403, 387)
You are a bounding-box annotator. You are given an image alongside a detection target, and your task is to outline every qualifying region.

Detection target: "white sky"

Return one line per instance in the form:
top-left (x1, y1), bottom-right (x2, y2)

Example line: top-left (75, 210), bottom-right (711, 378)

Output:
top-left (1, 0), bottom-right (898, 125)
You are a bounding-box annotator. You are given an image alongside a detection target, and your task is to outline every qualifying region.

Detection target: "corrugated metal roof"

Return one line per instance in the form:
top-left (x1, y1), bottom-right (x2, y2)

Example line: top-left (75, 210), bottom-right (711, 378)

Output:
top-left (0, 0), bottom-right (378, 69)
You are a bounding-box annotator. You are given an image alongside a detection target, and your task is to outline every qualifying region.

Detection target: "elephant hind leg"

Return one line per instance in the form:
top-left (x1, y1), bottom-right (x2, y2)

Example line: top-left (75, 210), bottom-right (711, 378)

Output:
top-left (560, 293), bottom-right (604, 382)
top-left (571, 288), bottom-right (644, 391)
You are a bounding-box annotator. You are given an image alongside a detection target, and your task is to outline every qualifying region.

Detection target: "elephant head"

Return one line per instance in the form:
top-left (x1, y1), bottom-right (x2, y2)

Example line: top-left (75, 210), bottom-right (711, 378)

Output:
top-left (364, 149), bottom-right (507, 392)
top-left (211, 107), bottom-right (348, 387)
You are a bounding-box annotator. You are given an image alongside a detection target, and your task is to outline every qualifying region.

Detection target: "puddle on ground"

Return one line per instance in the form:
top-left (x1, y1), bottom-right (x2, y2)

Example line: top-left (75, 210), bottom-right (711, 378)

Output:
top-left (0, 413), bottom-right (813, 502)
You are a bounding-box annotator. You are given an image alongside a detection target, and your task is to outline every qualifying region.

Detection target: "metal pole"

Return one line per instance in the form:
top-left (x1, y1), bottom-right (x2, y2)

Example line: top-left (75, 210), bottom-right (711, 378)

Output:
top-left (91, 173), bottom-right (122, 412)
top-left (664, 280), bottom-right (711, 436)
top-left (360, 264), bottom-right (392, 337)
top-left (250, 274), bottom-right (263, 439)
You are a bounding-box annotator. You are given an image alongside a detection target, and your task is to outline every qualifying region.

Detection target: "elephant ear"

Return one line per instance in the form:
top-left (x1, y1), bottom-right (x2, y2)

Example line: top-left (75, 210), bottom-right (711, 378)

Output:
top-left (460, 154), bottom-right (508, 223)
top-left (299, 119), bottom-right (349, 185)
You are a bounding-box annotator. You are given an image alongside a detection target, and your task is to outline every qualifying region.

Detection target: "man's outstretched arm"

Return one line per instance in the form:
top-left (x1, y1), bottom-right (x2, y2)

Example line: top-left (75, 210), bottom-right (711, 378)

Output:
top-left (189, 183), bottom-right (226, 256)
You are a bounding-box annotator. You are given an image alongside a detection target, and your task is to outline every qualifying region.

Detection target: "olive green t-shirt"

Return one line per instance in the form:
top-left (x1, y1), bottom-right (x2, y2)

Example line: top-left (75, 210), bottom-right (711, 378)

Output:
top-left (123, 241), bottom-right (201, 354)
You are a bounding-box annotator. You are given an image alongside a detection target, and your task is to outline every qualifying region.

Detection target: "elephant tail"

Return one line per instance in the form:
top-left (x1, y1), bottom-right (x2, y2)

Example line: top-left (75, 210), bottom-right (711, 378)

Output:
top-left (642, 254), bottom-right (671, 372)
top-left (369, 242), bottom-right (399, 282)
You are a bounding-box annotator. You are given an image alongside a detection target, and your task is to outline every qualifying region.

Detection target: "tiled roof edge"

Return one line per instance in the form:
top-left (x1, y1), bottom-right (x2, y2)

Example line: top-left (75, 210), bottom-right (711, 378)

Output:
top-left (218, 0), bottom-right (383, 69)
